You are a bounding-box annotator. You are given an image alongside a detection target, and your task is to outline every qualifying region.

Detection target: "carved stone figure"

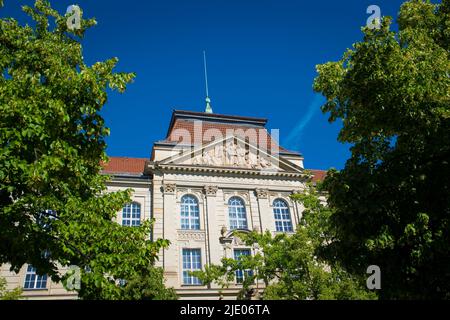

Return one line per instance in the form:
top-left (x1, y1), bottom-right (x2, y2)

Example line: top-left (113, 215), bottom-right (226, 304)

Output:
top-left (203, 148), bottom-right (214, 166)
top-left (192, 151), bottom-right (203, 165)
top-left (236, 144), bottom-right (247, 167)
top-left (225, 141), bottom-right (236, 166)
top-left (189, 140), bottom-right (276, 170)
top-left (259, 155), bottom-right (271, 168)
top-left (213, 143), bottom-right (224, 166)
top-left (248, 150), bottom-right (259, 169)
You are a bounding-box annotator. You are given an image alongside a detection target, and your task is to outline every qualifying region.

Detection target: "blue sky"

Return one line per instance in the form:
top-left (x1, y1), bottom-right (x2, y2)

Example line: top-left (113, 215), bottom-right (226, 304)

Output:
top-left (1, 0), bottom-right (407, 170)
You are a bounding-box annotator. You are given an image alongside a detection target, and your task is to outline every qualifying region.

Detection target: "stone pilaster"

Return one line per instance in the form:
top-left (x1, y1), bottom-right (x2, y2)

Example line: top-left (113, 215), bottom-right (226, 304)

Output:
top-left (292, 189), bottom-right (304, 228)
top-left (255, 188), bottom-right (272, 232)
top-left (152, 174), bottom-right (164, 268)
top-left (203, 185), bottom-right (223, 290)
top-left (162, 182), bottom-right (178, 287)
top-left (203, 185), bottom-right (220, 264)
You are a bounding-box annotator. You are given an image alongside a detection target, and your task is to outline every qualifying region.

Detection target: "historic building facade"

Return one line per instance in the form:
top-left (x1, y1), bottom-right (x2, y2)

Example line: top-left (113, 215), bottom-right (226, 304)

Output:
top-left (0, 109), bottom-right (326, 300)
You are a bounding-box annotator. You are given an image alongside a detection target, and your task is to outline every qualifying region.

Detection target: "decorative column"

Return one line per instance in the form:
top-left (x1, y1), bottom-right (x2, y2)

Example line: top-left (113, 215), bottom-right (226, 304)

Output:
top-left (255, 188), bottom-right (273, 232)
top-left (162, 183), bottom-right (178, 287)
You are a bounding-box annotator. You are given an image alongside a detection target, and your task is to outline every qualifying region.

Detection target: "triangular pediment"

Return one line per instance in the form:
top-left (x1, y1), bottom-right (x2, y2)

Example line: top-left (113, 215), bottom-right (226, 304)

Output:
top-left (158, 135), bottom-right (303, 173)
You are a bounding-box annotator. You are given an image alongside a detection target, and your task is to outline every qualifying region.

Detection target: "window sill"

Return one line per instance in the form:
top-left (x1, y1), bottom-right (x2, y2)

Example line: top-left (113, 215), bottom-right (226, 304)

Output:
top-left (22, 288), bottom-right (48, 292)
top-left (234, 282), bottom-right (256, 286)
top-left (180, 284), bottom-right (206, 288)
top-left (275, 231), bottom-right (295, 235)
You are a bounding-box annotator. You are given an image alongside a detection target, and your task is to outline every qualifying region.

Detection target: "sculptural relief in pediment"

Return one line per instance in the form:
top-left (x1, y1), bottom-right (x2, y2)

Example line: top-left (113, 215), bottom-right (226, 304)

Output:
top-left (190, 140), bottom-right (274, 170)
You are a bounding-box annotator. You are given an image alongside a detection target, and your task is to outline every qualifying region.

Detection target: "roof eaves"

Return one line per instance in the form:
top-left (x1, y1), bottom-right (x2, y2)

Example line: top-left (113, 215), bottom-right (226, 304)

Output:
top-left (101, 171), bottom-right (148, 178)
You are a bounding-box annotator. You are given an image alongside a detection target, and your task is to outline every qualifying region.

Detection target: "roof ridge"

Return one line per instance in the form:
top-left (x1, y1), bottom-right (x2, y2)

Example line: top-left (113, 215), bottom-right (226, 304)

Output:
top-left (173, 109), bottom-right (268, 123)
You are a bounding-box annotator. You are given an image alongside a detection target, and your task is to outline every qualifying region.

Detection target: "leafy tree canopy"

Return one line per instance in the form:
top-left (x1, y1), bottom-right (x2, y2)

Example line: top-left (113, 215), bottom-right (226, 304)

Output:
top-left (194, 184), bottom-right (376, 300)
top-left (314, 0), bottom-right (450, 299)
top-left (0, 276), bottom-right (22, 300)
top-left (120, 267), bottom-right (177, 300)
top-left (0, 0), bottom-right (173, 299)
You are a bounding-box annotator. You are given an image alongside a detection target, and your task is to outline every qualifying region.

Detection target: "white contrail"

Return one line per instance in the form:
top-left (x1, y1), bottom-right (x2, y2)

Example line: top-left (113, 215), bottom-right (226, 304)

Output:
top-left (284, 94), bottom-right (324, 150)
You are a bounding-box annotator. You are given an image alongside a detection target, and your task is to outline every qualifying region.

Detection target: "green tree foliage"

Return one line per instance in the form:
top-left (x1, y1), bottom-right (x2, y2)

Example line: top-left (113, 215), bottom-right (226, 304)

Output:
top-left (314, 0), bottom-right (450, 299)
top-left (0, 277), bottom-right (22, 300)
top-left (0, 1), bottom-right (174, 299)
top-left (194, 184), bottom-right (376, 300)
top-left (120, 267), bottom-right (177, 300)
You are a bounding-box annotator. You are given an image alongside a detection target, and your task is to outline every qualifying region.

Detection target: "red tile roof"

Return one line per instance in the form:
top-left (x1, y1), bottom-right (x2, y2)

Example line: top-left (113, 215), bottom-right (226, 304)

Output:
top-left (309, 169), bottom-right (327, 182)
top-left (101, 157), bottom-right (147, 175)
top-left (156, 110), bottom-right (300, 156)
top-left (164, 119), bottom-right (283, 151)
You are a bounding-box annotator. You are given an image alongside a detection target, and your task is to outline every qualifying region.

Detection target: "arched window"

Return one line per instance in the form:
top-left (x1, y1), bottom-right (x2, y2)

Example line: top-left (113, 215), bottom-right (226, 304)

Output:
top-left (181, 195), bottom-right (200, 230)
top-left (273, 199), bottom-right (293, 232)
top-left (122, 202), bottom-right (141, 227)
top-left (228, 197), bottom-right (248, 230)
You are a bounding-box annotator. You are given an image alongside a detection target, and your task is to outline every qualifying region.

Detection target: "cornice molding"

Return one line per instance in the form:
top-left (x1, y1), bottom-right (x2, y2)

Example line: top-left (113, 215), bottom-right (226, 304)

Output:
top-left (149, 163), bottom-right (307, 179)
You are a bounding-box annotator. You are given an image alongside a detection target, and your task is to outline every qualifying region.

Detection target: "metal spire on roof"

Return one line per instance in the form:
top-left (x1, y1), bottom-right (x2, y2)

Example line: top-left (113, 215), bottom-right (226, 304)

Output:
top-left (203, 51), bottom-right (213, 114)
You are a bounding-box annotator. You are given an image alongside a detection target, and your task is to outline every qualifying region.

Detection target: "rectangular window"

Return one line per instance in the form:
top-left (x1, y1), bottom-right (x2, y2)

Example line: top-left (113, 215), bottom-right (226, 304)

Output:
top-left (182, 249), bottom-right (202, 285)
top-left (23, 265), bottom-right (47, 289)
top-left (233, 249), bottom-right (253, 284)
top-left (122, 203), bottom-right (141, 227)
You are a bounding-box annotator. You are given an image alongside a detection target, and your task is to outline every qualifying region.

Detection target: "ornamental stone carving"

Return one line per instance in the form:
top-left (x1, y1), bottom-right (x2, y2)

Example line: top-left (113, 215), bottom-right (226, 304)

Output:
top-left (177, 231), bottom-right (206, 241)
top-left (163, 183), bottom-right (176, 194)
top-left (255, 188), bottom-right (269, 199)
top-left (204, 185), bottom-right (218, 196)
top-left (223, 191), bottom-right (249, 203)
top-left (190, 140), bottom-right (274, 170)
top-left (232, 236), bottom-right (245, 246)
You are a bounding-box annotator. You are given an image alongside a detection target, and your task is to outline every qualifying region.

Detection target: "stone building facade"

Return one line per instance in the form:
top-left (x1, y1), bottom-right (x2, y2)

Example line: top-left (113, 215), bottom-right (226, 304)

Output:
top-left (0, 109), bottom-right (326, 300)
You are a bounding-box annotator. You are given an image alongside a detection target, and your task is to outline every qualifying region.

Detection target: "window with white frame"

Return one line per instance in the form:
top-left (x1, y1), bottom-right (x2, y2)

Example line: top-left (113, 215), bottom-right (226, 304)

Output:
top-left (23, 265), bottom-right (47, 289)
top-left (122, 202), bottom-right (141, 226)
top-left (228, 197), bottom-right (248, 230)
top-left (37, 209), bottom-right (58, 230)
top-left (234, 249), bottom-right (253, 284)
top-left (180, 195), bottom-right (200, 230)
top-left (273, 199), bottom-right (293, 232)
top-left (182, 249), bottom-right (202, 285)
